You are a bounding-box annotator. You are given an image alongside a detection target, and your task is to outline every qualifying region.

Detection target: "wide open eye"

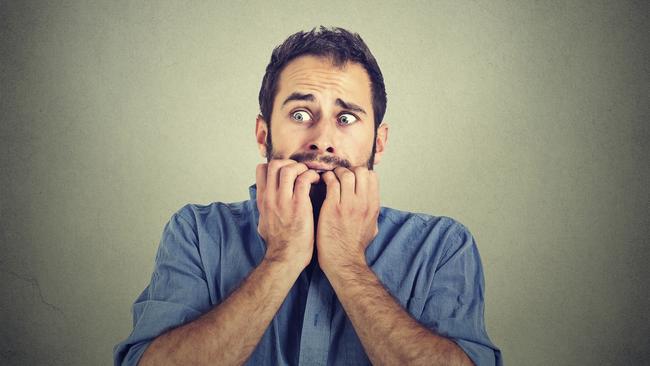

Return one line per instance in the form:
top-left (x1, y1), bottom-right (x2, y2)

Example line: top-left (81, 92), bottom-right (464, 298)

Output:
top-left (338, 113), bottom-right (359, 125)
top-left (291, 110), bottom-right (312, 122)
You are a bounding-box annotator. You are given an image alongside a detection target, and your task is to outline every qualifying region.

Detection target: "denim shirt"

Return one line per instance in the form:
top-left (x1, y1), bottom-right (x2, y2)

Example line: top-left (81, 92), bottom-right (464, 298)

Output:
top-left (114, 185), bottom-right (501, 365)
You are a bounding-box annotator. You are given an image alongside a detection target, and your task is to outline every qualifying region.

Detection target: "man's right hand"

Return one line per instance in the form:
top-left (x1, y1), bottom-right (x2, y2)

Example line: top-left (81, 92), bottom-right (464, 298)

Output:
top-left (139, 160), bottom-right (319, 366)
top-left (256, 160), bottom-right (320, 271)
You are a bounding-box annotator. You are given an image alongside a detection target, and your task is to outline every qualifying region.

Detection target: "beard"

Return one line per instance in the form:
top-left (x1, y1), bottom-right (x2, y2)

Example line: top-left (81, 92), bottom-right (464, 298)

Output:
top-left (264, 127), bottom-right (377, 219)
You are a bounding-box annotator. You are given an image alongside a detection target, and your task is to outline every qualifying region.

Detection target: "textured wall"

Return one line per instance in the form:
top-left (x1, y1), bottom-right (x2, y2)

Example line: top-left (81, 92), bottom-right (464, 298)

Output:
top-left (1, 1), bottom-right (648, 365)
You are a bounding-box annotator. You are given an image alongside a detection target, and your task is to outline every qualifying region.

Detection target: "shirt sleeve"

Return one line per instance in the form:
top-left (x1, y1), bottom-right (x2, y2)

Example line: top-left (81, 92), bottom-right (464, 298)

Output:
top-left (113, 207), bottom-right (213, 366)
top-left (419, 223), bottom-right (502, 366)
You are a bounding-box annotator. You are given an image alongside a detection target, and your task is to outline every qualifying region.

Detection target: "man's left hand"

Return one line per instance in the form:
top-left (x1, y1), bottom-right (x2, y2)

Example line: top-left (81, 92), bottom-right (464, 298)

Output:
top-left (316, 167), bottom-right (380, 275)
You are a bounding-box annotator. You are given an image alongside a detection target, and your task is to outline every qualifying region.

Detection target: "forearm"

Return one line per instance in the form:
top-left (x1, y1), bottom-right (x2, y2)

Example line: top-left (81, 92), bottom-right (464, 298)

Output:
top-left (326, 264), bottom-right (474, 366)
top-left (139, 258), bottom-right (302, 366)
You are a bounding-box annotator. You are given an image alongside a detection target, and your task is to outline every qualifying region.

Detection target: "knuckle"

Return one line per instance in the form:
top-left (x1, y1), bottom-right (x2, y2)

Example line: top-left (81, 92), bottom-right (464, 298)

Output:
top-left (261, 196), bottom-right (274, 209)
top-left (268, 159), bottom-right (285, 171)
top-left (344, 205), bottom-right (355, 216)
top-left (276, 199), bottom-right (287, 210)
top-left (296, 173), bottom-right (312, 183)
top-left (279, 167), bottom-right (297, 182)
top-left (294, 178), bottom-right (307, 187)
top-left (359, 205), bottom-right (369, 215)
top-left (338, 205), bottom-right (347, 215)
top-left (262, 199), bottom-right (272, 210)
top-left (291, 197), bottom-right (304, 208)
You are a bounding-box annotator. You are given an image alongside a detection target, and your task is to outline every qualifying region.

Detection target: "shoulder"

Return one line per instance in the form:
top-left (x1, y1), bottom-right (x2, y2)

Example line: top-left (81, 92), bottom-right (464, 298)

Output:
top-left (157, 199), bottom-right (255, 246)
top-left (172, 199), bottom-right (252, 226)
top-left (379, 206), bottom-right (473, 239)
top-left (377, 206), bottom-right (477, 262)
top-left (154, 199), bottom-right (256, 259)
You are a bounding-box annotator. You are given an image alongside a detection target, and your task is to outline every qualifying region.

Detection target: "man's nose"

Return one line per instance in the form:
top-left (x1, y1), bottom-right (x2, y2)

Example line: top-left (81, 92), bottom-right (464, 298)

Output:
top-left (308, 120), bottom-right (336, 154)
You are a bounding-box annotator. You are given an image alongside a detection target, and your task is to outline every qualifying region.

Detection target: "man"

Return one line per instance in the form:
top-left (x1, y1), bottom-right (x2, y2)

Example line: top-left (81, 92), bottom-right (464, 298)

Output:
top-left (114, 26), bottom-right (501, 365)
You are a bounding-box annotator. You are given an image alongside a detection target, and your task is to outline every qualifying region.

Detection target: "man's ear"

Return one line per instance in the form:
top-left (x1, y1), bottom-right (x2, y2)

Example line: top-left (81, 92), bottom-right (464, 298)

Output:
top-left (373, 123), bottom-right (389, 165)
top-left (255, 114), bottom-right (269, 158)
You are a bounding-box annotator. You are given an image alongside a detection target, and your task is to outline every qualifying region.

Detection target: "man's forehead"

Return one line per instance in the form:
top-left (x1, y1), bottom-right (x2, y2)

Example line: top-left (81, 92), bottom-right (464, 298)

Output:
top-left (275, 55), bottom-right (372, 107)
top-left (282, 55), bottom-right (348, 76)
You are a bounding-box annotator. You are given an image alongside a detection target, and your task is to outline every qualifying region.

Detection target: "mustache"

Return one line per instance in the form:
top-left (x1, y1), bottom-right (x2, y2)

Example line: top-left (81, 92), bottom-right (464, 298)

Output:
top-left (288, 152), bottom-right (352, 170)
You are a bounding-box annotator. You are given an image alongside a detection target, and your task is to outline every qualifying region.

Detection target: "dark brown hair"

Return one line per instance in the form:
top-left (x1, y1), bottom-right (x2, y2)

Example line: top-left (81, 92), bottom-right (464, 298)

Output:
top-left (258, 26), bottom-right (387, 130)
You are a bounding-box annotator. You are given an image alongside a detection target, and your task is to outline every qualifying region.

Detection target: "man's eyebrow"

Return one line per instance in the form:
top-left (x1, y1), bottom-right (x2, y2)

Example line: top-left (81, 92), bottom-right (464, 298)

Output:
top-left (336, 98), bottom-right (367, 115)
top-left (281, 92), bottom-right (367, 116)
top-left (282, 92), bottom-right (315, 106)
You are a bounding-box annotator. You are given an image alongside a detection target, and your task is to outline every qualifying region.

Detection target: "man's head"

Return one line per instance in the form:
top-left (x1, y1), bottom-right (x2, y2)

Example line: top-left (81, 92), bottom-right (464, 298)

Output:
top-left (256, 26), bottom-right (388, 171)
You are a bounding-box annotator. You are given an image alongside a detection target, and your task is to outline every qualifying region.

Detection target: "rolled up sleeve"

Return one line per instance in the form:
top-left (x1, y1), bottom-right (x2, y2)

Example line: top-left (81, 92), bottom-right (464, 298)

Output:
top-left (113, 207), bottom-right (212, 366)
top-left (420, 224), bottom-right (502, 366)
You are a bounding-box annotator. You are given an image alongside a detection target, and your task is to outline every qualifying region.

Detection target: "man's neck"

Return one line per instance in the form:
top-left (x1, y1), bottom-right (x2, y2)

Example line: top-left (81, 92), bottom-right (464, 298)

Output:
top-left (309, 180), bottom-right (327, 268)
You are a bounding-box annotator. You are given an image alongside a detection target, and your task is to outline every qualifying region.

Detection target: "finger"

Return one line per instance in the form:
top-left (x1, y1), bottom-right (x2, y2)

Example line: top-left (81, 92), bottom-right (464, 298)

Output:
top-left (333, 167), bottom-right (355, 203)
top-left (322, 171), bottom-right (340, 205)
top-left (368, 171), bottom-right (380, 208)
top-left (293, 170), bottom-right (320, 201)
top-left (353, 166), bottom-right (369, 197)
top-left (278, 162), bottom-right (309, 202)
top-left (255, 163), bottom-right (268, 207)
top-left (266, 159), bottom-right (297, 201)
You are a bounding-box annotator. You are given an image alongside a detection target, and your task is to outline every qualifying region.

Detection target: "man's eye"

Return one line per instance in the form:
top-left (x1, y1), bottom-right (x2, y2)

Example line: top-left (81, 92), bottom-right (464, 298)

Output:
top-left (338, 113), bottom-right (358, 125)
top-left (291, 110), bottom-right (312, 122)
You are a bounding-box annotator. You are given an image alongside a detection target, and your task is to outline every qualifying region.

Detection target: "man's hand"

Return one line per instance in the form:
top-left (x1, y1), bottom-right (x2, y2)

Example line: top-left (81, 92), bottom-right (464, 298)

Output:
top-left (256, 160), bottom-right (320, 271)
top-left (141, 160), bottom-right (320, 366)
top-left (315, 167), bottom-right (474, 365)
top-left (316, 166), bottom-right (380, 275)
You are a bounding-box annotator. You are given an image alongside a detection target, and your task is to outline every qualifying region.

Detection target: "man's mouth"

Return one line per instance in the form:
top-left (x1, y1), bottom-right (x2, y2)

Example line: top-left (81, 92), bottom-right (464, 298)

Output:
top-left (304, 161), bottom-right (335, 172)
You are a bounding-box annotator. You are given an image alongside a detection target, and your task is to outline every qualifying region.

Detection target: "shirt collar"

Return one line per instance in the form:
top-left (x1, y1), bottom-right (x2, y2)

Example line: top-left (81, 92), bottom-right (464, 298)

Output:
top-left (249, 184), bottom-right (257, 200)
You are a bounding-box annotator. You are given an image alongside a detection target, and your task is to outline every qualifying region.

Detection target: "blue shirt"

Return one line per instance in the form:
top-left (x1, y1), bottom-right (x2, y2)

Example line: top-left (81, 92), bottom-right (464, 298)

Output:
top-left (114, 185), bottom-right (502, 365)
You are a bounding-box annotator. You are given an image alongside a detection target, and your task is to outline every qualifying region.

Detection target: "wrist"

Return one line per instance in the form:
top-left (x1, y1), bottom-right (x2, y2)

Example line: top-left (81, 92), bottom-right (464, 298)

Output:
top-left (262, 252), bottom-right (309, 276)
top-left (320, 254), bottom-right (369, 282)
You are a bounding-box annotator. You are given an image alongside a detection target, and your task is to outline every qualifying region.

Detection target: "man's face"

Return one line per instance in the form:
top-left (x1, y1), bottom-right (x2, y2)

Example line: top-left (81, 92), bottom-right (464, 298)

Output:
top-left (256, 55), bottom-right (387, 172)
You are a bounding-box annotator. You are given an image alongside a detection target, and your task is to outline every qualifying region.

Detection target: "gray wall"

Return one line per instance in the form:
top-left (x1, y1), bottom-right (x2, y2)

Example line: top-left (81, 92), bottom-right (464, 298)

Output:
top-left (1, 1), bottom-right (648, 365)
